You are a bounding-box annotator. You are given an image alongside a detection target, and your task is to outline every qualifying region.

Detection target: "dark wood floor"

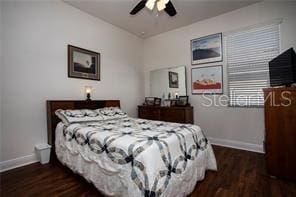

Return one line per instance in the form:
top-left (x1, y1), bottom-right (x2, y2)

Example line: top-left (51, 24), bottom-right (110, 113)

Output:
top-left (1, 146), bottom-right (295, 197)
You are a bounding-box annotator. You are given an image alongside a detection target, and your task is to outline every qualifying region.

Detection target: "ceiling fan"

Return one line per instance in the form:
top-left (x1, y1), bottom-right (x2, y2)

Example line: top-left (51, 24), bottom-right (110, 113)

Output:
top-left (130, 0), bottom-right (177, 17)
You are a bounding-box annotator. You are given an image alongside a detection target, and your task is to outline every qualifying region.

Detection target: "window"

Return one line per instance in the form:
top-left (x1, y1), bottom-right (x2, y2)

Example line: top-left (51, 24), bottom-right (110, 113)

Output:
top-left (225, 23), bottom-right (280, 107)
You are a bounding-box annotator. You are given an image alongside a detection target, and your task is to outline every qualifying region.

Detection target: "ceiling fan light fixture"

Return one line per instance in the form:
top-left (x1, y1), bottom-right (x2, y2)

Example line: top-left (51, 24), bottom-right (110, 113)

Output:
top-left (157, 1), bottom-right (166, 11)
top-left (130, 0), bottom-right (176, 16)
top-left (145, 0), bottom-right (156, 11)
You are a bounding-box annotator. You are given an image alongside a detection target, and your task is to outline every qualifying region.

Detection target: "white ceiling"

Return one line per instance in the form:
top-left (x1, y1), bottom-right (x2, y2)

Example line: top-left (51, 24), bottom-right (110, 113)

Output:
top-left (65, 0), bottom-right (260, 38)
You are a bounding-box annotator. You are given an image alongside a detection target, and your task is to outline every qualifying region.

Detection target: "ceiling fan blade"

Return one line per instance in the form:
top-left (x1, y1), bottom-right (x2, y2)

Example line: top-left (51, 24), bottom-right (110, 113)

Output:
top-left (130, 0), bottom-right (147, 15)
top-left (164, 1), bottom-right (177, 16)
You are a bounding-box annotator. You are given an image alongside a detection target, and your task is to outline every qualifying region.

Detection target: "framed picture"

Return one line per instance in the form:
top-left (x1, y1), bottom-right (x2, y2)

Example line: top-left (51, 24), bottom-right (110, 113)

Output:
top-left (163, 99), bottom-right (171, 107)
top-left (191, 33), bottom-right (223, 65)
top-left (144, 97), bottom-right (156, 106)
top-left (169, 71), bottom-right (179, 88)
top-left (191, 65), bottom-right (223, 94)
top-left (68, 45), bottom-right (100, 81)
top-left (176, 96), bottom-right (189, 106)
top-left (170, 99), bottom-right (177, 106)
top-left (154, 98), bottom-right (161, 106)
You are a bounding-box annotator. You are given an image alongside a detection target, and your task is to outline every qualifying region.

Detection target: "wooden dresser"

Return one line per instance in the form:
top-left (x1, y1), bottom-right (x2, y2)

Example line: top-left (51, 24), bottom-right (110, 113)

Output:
top-left (138, 105), bottom-right (193, 124)
top-left (263, 87), bottom-right (296, 180)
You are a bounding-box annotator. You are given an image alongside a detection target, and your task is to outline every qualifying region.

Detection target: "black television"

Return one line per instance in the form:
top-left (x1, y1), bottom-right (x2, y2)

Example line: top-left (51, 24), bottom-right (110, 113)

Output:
top-left (269, 48), bottom-right (296, 87)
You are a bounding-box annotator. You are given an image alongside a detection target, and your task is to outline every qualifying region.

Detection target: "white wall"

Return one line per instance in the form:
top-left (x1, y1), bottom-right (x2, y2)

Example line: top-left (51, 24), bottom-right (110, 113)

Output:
top-left (144, 2), bottom-right (296, 152)
top-left (0, 1), bottom-right (144, 164)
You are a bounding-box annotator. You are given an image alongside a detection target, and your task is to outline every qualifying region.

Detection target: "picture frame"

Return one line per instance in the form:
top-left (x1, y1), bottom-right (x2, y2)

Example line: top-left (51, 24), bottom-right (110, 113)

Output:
top-left (163, 99), bottom-right (171, 107)
top-left (176, 96), bottom-right (189, 106)
top-left (191, 65), bottom-right (223, 94)
top-left (144, 97), bottom-right (156, 106)
top-left (154, 98), bottom-right (161, 106)
top-left (170, 99), bottom-right (177, 106)
top-left (68, 45), bottom-right (100, 81)
top-left (169, 71), bottom-right (179, 88)
top-left (191, 33), bottom-right (223, 65)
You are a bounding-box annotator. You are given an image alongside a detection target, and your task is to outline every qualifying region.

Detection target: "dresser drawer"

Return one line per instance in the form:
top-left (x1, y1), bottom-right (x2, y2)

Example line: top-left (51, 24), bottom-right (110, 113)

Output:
top-left (138, 105), bottom-right (193, 124)
top-left (138, 107), bottom-right (160, 120)
top-left (160, 108), bottom-right (186, 123)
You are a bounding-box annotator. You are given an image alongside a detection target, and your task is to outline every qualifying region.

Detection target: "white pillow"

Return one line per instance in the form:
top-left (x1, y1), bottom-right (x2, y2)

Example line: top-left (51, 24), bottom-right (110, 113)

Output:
top-left (96, 107), bottom-right (127, 120)
top-left (55, 109), bottom-right (103, 125)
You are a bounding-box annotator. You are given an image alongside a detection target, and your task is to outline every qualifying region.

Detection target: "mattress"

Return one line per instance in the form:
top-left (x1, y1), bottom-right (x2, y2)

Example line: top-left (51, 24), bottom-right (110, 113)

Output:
top-left (55, 117), bottom-right (217, 196)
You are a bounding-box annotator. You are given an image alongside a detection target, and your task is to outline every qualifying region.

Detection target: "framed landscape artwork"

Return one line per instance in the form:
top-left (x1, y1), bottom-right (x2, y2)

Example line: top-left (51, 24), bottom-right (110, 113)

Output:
top-left (169, 71), bottom-right (179, 88)
top-left (68, 45), bottom-right (100, 81)
top-left (191, 65), bottom-right (223, 94)
top-left (191, 33), bottom-right (223, 65)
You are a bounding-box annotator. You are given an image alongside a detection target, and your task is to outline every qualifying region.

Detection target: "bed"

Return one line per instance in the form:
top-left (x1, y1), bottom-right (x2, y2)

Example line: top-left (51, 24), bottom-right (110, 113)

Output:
top-left (47, 100), bottom-right (217, 197)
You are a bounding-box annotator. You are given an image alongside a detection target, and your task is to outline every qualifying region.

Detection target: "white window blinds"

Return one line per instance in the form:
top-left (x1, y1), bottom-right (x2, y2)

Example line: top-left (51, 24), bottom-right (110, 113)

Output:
top-left (226, 23), bottom-right (280, 107)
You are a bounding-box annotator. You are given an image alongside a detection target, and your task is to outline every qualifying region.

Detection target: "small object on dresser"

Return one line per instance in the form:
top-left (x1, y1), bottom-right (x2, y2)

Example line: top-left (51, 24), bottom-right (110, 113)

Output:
top-left (163, 99), bottom-right (171, 107)
top-left (144, 97), bottom-right (156, 106)
top-left (85, 86), bottom-right (92, 101)
top-left (154, 98), bottom-right (161, 106)
top-left (176, 96), bottom-right (189, 106)
top-left (175, 92), bottom-right (179, 99)
top-left (161, 93), bottom-right (165, 106)
top-left (170, 99), bottom-right (177, 106)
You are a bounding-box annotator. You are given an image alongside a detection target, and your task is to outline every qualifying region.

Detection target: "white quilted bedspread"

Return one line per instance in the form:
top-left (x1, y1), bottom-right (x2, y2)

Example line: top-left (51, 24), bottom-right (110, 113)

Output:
top-left (55, 117), bottom-right (217, 197)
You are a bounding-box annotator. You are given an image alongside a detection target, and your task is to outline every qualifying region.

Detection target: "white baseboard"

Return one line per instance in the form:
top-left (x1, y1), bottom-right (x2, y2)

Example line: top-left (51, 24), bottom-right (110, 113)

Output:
top-left (208, 137), bottom-right (264, 153)
top-left (0, 154), bottom-right (39, 173)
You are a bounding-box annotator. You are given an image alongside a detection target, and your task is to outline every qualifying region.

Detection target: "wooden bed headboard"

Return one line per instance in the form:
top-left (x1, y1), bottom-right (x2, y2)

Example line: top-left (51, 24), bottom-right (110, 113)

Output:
top-left (46, 100), bottom-right (120, 162)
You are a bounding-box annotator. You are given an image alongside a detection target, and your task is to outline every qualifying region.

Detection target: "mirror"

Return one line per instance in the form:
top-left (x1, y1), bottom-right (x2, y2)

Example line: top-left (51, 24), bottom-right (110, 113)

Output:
top-left (150, 66), bottom-right (187, 99)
